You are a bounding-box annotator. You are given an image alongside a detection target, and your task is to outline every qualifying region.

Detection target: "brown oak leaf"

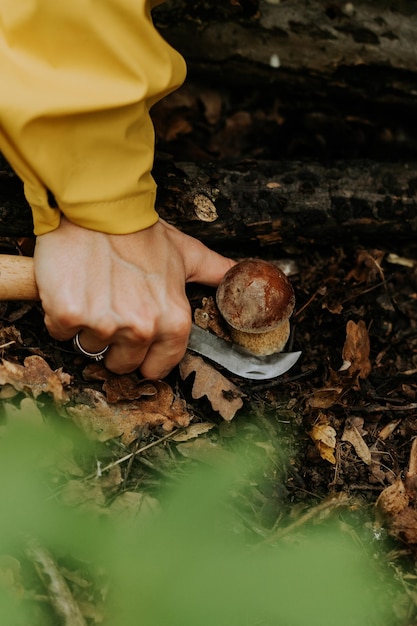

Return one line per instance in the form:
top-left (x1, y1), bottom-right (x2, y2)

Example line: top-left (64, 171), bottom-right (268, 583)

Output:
top-left (67, 382), bottom-right (191, 444)
top-left (179, 352), bottom-right (244, 421)
top-left (0, 356), bottom-right (70, 403)
top-left (82, 363), bottom-right (157, 403)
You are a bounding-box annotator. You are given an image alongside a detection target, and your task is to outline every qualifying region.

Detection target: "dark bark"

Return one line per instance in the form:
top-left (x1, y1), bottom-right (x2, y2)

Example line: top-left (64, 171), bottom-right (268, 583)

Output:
top-left (3, 2), bottom-right (417, 249)
top-left (2, 154), bottom-right (417, 249)
top-left (155, 158), bottom-right (417, 249)
top-left (0, 164), bottom-right (34, 237)
top-left (155, 1), bottom-right (417, 113)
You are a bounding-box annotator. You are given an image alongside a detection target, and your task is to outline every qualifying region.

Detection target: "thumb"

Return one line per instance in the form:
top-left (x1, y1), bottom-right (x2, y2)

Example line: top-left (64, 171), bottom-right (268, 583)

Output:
top-left (184, 237), bottom-right (236, 287)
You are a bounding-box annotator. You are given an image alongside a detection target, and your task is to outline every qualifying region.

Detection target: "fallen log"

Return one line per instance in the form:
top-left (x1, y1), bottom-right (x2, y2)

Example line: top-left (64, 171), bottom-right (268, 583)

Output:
top-left (155, 0), bottom-right (417, 113)
top-left (2, 2), bottom-right (417, 251)
top-left (1, 154), bottom-right (416, 248)
top-left (155, 159), bottom-right (417, 249)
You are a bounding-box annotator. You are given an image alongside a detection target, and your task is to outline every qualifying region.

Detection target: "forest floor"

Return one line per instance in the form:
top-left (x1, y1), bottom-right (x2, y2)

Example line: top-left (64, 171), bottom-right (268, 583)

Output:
top-left (1, 78), bottom-right (417, 624)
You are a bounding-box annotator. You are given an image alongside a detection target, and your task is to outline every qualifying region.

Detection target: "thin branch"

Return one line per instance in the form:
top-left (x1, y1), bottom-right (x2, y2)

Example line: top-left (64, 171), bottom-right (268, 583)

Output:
top-left (25, 537), bottom-right (87, 626)
top-left (87, 429), bottom-right (181, 479)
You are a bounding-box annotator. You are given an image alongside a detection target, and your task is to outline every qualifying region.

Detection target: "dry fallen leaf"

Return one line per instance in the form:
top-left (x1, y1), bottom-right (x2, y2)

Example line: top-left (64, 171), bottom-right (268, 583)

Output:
top-left (340, 319), bottom-right (371, 384)
top-left (83, 363), bottom-right (157, 403)
top-left (1, 396), bottom-right (45, 427)
top-left (306, 385), bottom-right (344, 409)
top-left (408, 438), bottom-right (417, 476)
top-left (388, 507), bottom-right (417, 545)
top-left (375, 478), bottom-right (409, 519)
top-left (375, 440), bottom-right (417, 545)
top-left (0, 356), bottom-right (70, 403)
top-left (171, 422), bottom-right (216, 442)
top-left (179, 352), bottom-right (244, 421)
top-left (309, 415), bottom-right (337, 464)
top-left (377, 419), bottom-right (401, 441)
top-left (68, 382), bottom-right (191, 444)
top-left (0, 325), bottom-right (23, 350)
top-left (341, 418), bottom-right (372, 465)
top-left (346, 249), bottom-right (385, 284)
top-left (322, 300), bottom-right (343, 315)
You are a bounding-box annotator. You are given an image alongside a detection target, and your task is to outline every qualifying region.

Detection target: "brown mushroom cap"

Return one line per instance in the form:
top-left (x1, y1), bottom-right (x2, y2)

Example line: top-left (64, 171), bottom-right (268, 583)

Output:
top-left (216, 259), bottom-right (295, 334)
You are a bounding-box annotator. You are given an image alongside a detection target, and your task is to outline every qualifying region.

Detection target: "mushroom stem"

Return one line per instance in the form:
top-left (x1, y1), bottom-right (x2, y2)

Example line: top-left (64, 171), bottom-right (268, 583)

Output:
top-left (230, 319), bottom-right (290, 356)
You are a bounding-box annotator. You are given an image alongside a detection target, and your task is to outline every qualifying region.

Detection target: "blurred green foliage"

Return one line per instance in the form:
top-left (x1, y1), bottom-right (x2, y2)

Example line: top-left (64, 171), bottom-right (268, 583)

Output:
top-left (0, 415), bottom-right (398, 626)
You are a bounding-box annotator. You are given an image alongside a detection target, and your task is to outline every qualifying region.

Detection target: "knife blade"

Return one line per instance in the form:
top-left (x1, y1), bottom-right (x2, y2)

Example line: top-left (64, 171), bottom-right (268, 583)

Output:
top-left (187, 323), bottom-right (301, 380)
top-left (0, 254), bottom-right (301, 379)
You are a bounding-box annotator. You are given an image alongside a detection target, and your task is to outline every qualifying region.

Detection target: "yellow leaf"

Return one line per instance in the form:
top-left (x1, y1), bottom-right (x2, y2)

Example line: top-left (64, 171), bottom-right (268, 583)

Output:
top-left (310, 418), bottom-right (337, 464)
top-left (171, 422), bottom-right (216, 442)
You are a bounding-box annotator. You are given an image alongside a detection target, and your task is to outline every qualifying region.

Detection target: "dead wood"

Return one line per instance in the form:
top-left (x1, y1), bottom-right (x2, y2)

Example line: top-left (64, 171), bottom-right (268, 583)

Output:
top-left (155, 1), bottom-right (417, 113)
top-left (154, 158), bottom-right (417, 248)
top-left (1, 155), bottom-right (417, 248)
top-left (2, 2), bottom-right (417, 249)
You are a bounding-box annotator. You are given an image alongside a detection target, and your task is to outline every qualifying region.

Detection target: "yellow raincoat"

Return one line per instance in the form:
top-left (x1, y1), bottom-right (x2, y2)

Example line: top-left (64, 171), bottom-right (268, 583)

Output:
top-left (0, 0), bottom-right (185, 235)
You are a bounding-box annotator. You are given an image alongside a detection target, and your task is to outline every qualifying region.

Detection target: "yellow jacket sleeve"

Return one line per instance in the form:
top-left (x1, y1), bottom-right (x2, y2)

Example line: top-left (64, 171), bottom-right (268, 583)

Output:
top-left (0, 0), bottom-right (185, 235)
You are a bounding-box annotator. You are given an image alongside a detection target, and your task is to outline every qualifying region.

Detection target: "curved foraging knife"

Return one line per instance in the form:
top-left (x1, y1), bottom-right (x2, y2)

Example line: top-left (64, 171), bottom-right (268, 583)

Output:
top-left (0, 254), bottom-right (301, 380)
top-left (187, 323), bottom-right (301, 380)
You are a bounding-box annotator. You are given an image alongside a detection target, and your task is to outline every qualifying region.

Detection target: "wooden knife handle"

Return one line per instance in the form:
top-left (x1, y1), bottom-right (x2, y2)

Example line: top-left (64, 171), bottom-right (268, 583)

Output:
top-left (0, 255), bottom-right (39, 301)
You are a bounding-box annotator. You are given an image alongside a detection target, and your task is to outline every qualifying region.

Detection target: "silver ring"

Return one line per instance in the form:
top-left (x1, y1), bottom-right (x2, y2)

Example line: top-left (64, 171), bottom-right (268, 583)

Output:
top-left (72, 333), bottom-right (109, 362)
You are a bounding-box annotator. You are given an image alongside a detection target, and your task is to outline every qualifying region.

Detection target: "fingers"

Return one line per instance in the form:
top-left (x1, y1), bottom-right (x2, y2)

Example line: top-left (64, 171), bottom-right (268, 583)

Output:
top-left (74, 329), bottom-right (115, 357)
top-left (42, 284), bottom-right (192, 378)
top-left (106, 333), bottom-right (189, 379)
top-left (71, 308), bottom-right (191, 379)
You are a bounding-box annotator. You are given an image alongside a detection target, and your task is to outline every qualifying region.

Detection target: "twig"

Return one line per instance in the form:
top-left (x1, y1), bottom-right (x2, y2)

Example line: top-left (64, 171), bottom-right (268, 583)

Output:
top-left (0, 340), bottom-right (16, 349)
top-left (87, 429), bottom-right (181, 479)
top-left (294, 279), bottom-right (330, 318)
top-left (25, 536), bottom-right (87, 626)
top-left (261, 492), bottom-right (351, 544)
top-left (349, 402), bottom-right (417, 413)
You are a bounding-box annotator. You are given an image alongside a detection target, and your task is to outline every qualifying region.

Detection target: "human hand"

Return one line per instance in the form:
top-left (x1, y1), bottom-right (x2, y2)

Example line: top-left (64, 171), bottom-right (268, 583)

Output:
top-left (34, 217), bottom-right (235, 379)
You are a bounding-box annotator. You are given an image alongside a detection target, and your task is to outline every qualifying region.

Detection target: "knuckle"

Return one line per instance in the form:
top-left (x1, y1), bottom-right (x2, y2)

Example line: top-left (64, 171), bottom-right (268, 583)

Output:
top-left (128, 320), bottom-right (157, 344)
top-left (47, 302), bottom-right (84, 329)
top-left (92, 317), bottom-right (118, 341)
top-left (44, 316), bottom-right (68, 340)
top-left (164, 308), bottom-right (191, 341)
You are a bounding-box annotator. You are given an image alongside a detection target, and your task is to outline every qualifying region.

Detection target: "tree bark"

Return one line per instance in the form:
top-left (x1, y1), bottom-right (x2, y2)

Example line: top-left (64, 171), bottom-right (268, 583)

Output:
top-left (2, 155), bottom-right (417, 248)
top-left (155, 1), bottom-right (417, 113)
top-left (3, 2), bottom-right (417, 250)
top-left (155, 159), bottom-right (417, 249)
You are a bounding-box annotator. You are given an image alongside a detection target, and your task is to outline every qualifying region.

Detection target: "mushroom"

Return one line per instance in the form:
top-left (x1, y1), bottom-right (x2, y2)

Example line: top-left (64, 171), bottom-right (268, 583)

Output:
top-left (216, 259), bottom-right (295, 356)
